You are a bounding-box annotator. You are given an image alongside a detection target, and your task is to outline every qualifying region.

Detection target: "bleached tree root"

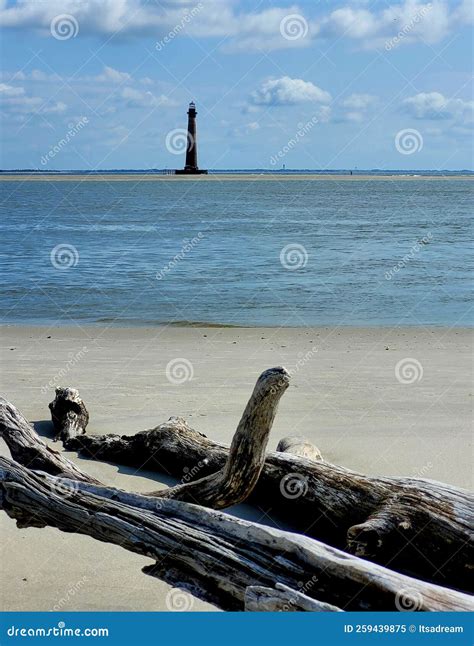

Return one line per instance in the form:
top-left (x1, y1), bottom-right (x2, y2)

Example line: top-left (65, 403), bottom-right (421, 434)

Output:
top-left (276, 435), bottom-right (322, 461)
top-left (1, 362), bottom-right (472, 596)
top-left (49, 387), bottom-right (89, 443)
top-left (65, 417), bottom-right (473, 593)
top-left (1, 457), bottom-right (472, 612)
top-left (148, 367), bottom-right (290, 508)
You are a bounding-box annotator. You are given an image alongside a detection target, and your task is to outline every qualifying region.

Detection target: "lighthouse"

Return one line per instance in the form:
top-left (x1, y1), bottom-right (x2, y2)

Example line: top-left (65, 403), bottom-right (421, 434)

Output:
top-left (176, 101), bottom-right (207, 174)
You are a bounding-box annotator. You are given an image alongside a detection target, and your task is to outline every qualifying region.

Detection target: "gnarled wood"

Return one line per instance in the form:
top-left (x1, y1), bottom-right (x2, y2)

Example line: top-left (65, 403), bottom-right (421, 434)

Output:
top-left (276, 435), bottom-right (322, 461)
top-left (49, 387), bottom-right (89, 443)
top-left (1, 457), bottom-right (473, 612)
top-left (0, 397), bottom-right (98, 484)
top-left (245, 583), bottom-right (342, 611)
top-left (66, 416), bottom-right (473, 593)
top-left (149, 366), bottom-right (290, 508)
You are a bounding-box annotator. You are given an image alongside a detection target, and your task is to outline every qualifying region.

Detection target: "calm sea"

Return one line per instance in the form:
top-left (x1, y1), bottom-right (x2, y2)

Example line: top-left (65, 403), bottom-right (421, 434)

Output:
top-left (1, 177), bottom-right (472, 327)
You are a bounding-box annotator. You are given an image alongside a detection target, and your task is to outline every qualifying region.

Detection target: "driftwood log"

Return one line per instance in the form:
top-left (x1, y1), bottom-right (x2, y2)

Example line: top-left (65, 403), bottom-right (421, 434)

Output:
top-left (49, 387), bottom-right (89, 443)
top-left (0, 365), bottom-right (472, 610)
top-left (1, 457), bottom-right (473, 612)
top-left (64, 414), bottom-right (473, 593)
top-left (148, 367), bottom-right (290, 508)
top-left (276, 435), bottom-right (322, 461)
top-left (245, 583), bottom-right (342, 611)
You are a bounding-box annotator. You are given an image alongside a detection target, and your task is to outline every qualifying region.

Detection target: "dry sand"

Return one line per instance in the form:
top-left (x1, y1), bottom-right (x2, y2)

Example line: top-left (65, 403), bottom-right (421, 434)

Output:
top-left (1, 324), bottom-right (472, 611)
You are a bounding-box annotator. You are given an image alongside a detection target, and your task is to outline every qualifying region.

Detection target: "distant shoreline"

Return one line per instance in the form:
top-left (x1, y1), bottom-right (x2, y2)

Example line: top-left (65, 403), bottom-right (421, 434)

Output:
top-left (1, 172), bottom-right (473, 181)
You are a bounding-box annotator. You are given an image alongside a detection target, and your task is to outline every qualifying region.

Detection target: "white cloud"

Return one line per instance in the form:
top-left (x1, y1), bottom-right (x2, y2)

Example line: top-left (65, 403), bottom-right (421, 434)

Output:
top-left (0, 82), bottom-right (67, 115)
top-left (0, 0), bottom-right (471, 52)
top-left (342, 93), bottom-right (377, 110)
top-left (337, 93), bottom-right (378, 123)
top-left (402, 92), bottom-right (474, 124)
top-left (95, 66), bottom-right (131, 84)
top-left (314, 0), bottom-right (472, 49)
top-left (250, 76), bottom-right (331, 107)
top-left (119, 86), bottom-right (176, 109)
top-left (0, 82), bottom-right (25, 97)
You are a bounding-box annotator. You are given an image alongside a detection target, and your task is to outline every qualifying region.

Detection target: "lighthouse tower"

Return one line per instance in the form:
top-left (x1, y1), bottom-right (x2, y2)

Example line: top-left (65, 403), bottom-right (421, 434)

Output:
top-left (176, 101), bottom-right (207, 174)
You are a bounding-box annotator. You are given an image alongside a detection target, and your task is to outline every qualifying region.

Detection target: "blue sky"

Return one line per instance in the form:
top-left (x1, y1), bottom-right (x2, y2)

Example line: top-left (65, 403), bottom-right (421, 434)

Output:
top-left (0, 0), bottom-right (472, 170)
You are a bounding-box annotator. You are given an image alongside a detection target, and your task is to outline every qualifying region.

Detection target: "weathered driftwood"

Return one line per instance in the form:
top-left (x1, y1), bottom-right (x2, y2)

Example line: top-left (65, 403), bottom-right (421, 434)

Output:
top-left (244, 583), bottom-right (342, 612)
top-left (2, 366), bottom-right (289, 511)
top-left (65, 416), bottom-right (473, 593)
top-left (0, 397), bottom-right (98, 484)
top-left (148, 367), bottom-right (290, 508)
top-left (1, 456), bottom-right (473, 612)
top-left (49, 387), bottom-right (89, 443)
top-left (276, 435), bottom-right (322, 461)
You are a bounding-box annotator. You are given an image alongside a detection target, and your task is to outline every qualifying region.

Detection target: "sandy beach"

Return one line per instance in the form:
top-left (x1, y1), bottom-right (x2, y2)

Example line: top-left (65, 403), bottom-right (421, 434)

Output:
top-left (0, 324), bottom-right (472, 611)
top-left (0, 173), bottom-right (473, 182)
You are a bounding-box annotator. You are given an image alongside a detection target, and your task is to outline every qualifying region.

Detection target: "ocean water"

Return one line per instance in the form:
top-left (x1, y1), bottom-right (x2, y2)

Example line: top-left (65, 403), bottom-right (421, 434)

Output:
top-left (1, 177), bottom-right (472, 327)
